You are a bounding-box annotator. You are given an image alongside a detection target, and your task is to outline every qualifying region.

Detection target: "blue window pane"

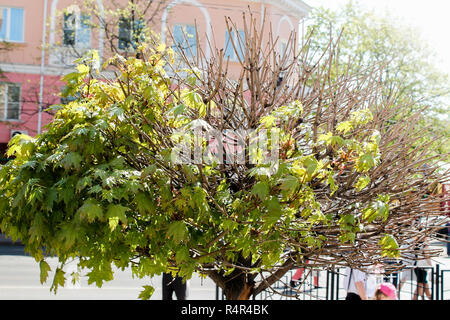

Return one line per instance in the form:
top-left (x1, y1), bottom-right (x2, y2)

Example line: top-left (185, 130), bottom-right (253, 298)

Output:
top-left (185, 25), bottom-right (196, 56)
top-left (224, 30), bottom-right (233, 59)
top-left (172, 25), bottom-right (184, 48)
top-left (173, 25), bottom-right (196, 57)
top-left (77, 14), bottom-right (91, 47)
top-left (0, 9), bottom-right (8, 40)
top-left (9, 8), bottom-right (24, 42)
top-left (224, 30), bottom-right (245, 61)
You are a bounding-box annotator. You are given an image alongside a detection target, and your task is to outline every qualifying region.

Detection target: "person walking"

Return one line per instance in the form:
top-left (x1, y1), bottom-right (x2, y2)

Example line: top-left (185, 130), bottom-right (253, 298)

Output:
top-left (343, 267), bottom-right (369, 300)
top-left (289, 260), bottom-right (319, 288)
top-left (162, 272), bottom-right (187, 300)
top-left (412, 241), bottom-right (433, 300)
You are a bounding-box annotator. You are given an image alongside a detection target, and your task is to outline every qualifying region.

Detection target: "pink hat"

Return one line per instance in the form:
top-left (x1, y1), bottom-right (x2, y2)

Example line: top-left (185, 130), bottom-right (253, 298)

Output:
top-left (379, 283), bottom-right (398, 300)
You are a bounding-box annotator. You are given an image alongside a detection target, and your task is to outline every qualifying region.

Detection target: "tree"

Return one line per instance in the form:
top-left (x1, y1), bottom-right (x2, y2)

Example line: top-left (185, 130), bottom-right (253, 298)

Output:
top-left (0, 14), bottom-right (448, 300)
top-left (305, 0), bottom-right (450, 157)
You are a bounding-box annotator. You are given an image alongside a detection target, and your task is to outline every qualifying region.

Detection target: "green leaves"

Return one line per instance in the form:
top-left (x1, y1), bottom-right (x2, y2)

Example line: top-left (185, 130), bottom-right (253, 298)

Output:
top-left (183, 90), bottom-right (206, 117)
top-left (318, 132), bottom-right (345, 148)
top-left (251, 181), bottom-right (269, 200)
top-left (356, 153), bottom-right (376, 172)
top-left (260, 115), bottom-right (277, 128)
top-left (134, 192), bottom-right (156, 215)
top-left (6, 133), bottom-right (35, 159)
top-left (50, 268), bottom-right (65, 294)
top-left (192, 187), bottom-right (209, 214)
top-left (379, 234), bottom-right (400, 258)
top-left (336, 121), bottom-right (353, 134)
top-left (372, 195), bottom-right (390, 221)
top-left (43, 188), bottom-right (58, 212)
top-left (167, 221), bottom-right (189, 244)
top-left (221, 219), bottom-right (239, 232)
top-left (354, 175), bottom-right (370, 191)
top-left (170, 104), bottom-right (186, 117)
top-left (86, 263), bottom-right (114, 287)
top-left (58, 222), bottom-right (80, 250)
top-left (362, 194), bottom-right (390, 223)
top-left (106, 204), bottom-right (129, 231)
top-left (39, 260), bottom-right (51, 284)
top-left (263, 197), bottom-right (282, 226)
top-left (303, 155), bottom-right (318, 177)
top-left (326, 171), bottom-right (338, 195)
top-left (279, 175), bottom-right (299, 193)
top-left (62, 152), bottom-right (83, 170)
top-left (138, 285), bottom-right (155, 300)
top-left (78, 199), bottom-right (104, 223)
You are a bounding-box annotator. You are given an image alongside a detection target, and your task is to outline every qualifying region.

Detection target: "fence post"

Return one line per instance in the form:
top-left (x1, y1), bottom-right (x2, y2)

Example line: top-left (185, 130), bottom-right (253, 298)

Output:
top-left (336, 268), bottom-right (340, 300)
top-left (326, 270), bottom-right (330, 300)
top-left (330, 267), bottom-right (335, 300)
top-left (435, 264), bottom-right (440, 300)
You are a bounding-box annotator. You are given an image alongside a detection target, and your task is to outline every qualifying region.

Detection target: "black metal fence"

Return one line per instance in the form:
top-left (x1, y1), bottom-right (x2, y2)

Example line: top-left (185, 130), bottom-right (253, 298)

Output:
top-left (216, 264), bottom-right (450, 300)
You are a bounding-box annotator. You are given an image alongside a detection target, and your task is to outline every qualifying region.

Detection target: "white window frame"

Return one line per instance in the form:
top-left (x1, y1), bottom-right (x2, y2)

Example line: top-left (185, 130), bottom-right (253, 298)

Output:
top-left (0, 7), bottom-right (25, 43)
top-left (0, 83), bottom-right (22, 121)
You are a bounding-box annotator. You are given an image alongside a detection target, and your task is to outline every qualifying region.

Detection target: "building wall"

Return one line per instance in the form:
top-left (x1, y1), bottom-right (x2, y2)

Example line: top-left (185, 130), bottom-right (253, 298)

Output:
top-left (0, 0), bottom-right (45, 66)
top-left (0, 0), bottom-right (310, 148)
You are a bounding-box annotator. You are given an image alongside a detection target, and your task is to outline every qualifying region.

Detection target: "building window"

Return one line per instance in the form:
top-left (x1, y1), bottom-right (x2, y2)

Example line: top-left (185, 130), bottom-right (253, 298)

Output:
top-left (225, 30), bottom-right (245, 61)
top-left (172, 24), bottom-right (197, 58)
top-left (0, 7), bottom-right (24, 42)
top-left (63, 11), bottom-right (91, 48)
top-left (118, 17), bottom-right (145, 51)
top-left (0, 83), bottom-right (21, 121)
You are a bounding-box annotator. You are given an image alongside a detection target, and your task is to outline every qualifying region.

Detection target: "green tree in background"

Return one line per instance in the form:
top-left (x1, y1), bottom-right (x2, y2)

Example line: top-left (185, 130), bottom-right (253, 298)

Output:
top-left (305, 0), bottom-right (450, 157)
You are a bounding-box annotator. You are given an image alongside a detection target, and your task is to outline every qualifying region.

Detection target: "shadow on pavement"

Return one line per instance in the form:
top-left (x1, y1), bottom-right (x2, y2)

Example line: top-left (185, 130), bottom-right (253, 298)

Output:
top-left (0, 244), bottom-right (27, 256)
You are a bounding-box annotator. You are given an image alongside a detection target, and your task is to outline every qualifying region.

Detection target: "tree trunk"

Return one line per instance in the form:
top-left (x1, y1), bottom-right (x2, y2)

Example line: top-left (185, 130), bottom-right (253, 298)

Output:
top-left (210, 269), bottom-right (255, 300)
top-left (205, 254), bottom-right (257, 300)
top-left (224, 273), bottom-right (255, 300)
top-left (206, 256), bottom-right (296, 300)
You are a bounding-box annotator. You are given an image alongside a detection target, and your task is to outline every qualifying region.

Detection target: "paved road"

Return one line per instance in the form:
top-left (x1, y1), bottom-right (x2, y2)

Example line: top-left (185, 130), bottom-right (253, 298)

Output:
top-left (0, 244), bottom-right (217, 300)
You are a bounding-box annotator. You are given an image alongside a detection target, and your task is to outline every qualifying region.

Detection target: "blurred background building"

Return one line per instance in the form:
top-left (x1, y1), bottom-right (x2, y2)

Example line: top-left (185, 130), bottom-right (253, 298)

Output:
top-left (0, 0), bottom-right (311, 158)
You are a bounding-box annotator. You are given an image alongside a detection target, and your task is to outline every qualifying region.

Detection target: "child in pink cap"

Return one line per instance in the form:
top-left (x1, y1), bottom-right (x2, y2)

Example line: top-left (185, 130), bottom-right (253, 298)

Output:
top-left (374, 282), bottom-right (398, 300)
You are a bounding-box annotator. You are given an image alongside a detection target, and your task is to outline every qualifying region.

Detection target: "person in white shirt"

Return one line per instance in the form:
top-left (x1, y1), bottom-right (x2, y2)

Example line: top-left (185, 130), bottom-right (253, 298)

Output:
top-left (343, 267), bottom-right (368, 300)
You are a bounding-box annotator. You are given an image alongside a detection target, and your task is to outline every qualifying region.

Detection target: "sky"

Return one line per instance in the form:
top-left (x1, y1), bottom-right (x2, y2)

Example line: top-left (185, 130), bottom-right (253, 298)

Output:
top-left (306, 0), bottom-right (450, 77)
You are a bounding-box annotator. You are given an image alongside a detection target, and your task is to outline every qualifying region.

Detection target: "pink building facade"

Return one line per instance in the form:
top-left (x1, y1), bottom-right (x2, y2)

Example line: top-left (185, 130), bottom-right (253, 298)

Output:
top-left (0, 0), bottom-right (311, 158)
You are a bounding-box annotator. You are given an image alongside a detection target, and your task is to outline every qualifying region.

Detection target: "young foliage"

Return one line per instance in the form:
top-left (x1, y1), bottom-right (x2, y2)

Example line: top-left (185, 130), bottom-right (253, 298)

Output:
top-left (0, 13), bottom-right (448, 300)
